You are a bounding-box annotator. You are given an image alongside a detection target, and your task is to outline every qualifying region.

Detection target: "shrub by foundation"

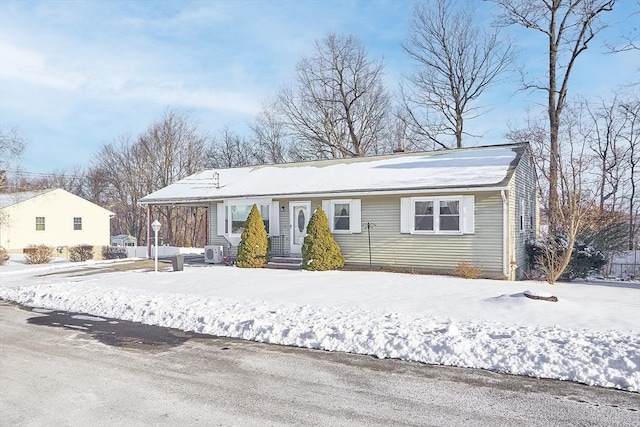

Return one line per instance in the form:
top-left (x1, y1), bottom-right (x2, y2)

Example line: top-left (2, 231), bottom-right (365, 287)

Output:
top-left (452, 260), bottom-right (483, 279)
top-left (102, 246), bottom-right (128, 260)
top-left (24, 244), bottom-right (54, 264)
top-left (236, 204), bottom-right (269, 268)
top-left (0, 246), bottom-right (9, 266)
top-left (69, 244), bottom-right (94, 262)
top-left (302, 206), bottom-right (344, 271)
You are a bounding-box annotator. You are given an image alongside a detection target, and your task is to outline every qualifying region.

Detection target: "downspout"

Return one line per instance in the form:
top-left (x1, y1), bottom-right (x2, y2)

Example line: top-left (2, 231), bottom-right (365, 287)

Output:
top-left (501, 190), bottom-right (509, 278)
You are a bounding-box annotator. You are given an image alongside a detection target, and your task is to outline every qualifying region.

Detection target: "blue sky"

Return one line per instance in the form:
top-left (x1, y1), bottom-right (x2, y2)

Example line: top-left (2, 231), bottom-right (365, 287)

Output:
top-left (1, 0), bottom-right (638, 173)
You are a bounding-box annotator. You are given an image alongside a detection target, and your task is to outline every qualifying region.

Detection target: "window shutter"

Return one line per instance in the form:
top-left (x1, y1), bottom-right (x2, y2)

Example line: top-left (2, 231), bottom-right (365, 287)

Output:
top-left (216, 203), bottom-right (225, 236)
top-left (321, 200), bottom-right (331, 230)
top-left (462, 196), bottom-right (475, 234)
top-left (350, 199), bottom-right (361, 234)
top-left (400, 197), bottom-right (412, 233)
top-left (270, 201), bottom-right (280, 236)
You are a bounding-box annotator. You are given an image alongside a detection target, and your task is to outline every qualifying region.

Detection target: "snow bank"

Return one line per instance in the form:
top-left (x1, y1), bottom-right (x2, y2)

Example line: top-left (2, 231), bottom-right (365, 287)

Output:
top-left (1, 266), bottom-right (638, 392)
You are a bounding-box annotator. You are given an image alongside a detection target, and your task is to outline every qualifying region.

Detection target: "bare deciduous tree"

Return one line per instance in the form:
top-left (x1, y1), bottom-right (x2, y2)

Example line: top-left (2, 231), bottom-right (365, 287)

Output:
top-left (251, 101), bottom-right (291, 164)
top-left (206, 125), bottom-right (257, 168)
top-left (607, 0), bottom-right (640, 53)
top-left (619, 97), bottom-right (640, 250)
top-left (0, 125), bottom-right (26, 169)
top-left (495, 0), bottom-right (615, 230)
top-left (91, 135), bottom-right (146, 242)
top-left (510, 104), bottom-right (599, 283)
top-left (277, 33), bottom-right (390, 159)
top-left (0, 125), bottom-right (26, 190)
top-left (91, 110), bottom-right (210, 247)
top-left (510, 94), bottom-right (640, 282)
top-left (585, 95), bottom-right (631, 210)
top-left (401, 0), bottom-right (515, 150)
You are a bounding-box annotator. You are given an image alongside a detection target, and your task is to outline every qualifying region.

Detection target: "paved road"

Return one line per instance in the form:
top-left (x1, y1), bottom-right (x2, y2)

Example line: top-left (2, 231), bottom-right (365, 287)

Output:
top-left (1, 302), bottom-right (638, 426)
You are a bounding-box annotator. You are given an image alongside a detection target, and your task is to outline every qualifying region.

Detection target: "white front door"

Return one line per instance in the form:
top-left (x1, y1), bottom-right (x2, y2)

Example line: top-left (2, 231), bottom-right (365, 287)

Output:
top-left (290, 201), bottom-right (311, 256)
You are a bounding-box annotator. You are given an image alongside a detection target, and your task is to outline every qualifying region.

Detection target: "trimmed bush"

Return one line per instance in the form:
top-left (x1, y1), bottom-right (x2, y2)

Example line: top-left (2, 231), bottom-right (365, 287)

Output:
top-left (452, 260), bottom-right (483, 279)
top-left (0, 246), bottom-right (9, 266)
top-left (69, 244), bottom-right (94, 262)
top-left (236, 204), bottom-right (268, 268)
top-left (102, 246), bottom-right (128, 260)
top-left (24, 244), bottom-right (53, 264)
top-left (302, 206), bottom-right (344, 271)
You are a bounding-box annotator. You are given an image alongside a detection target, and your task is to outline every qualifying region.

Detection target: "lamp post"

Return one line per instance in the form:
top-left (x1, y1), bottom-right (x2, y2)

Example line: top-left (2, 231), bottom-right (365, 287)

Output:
top-left (151, 220), bottom-right (161, 274)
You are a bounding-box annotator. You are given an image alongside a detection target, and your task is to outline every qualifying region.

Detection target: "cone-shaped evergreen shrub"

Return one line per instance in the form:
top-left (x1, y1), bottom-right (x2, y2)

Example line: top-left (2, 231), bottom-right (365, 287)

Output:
top-left (302, 206), bottom-right (344, 271)
top-left (236, 204), bottom-right (268, 268)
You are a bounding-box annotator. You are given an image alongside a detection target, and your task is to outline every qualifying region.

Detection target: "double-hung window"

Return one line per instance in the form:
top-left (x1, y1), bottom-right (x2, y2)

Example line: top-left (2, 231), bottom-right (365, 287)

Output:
top-left (401, 196), bottom-right (474, 235)
top-left (74, 217), bottom-right (82, 231)
top-left (322, 199), bottom-right (362, 234)
top-left (35, 216), bottom-right (45, 231)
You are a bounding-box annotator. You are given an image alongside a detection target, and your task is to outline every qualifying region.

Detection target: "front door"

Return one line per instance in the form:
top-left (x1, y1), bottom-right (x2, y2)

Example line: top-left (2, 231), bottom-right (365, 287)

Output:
top-left (290, 201), bottom-right (311, 256)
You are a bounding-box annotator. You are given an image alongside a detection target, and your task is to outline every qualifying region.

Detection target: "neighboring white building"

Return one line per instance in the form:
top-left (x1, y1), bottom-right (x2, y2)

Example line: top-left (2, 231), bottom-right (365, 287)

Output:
top-left (110, 234), bottom-right (137, 247)
top-left (0, 189), bottom-right (114, 252)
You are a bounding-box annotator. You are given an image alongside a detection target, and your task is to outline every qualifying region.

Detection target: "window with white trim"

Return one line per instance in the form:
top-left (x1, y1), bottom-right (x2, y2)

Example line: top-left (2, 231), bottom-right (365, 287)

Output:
top-left (401, 196), bottom-right (474, 235)
top-left (519, 198), bottom-right (525, 232)
top-left (35, 216), bottom-right (45, 231)
top-left (217, 199), bottom-right (280, 240)
top-left (322, 199), bottom-right (362, 234)
top-left (229, 203), bottom-right (269, 235)
top-left (73, 217), bottom-right (82, 231)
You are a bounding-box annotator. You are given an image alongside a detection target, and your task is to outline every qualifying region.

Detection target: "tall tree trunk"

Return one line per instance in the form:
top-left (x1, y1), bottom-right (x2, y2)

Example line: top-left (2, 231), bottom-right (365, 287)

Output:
top-left (547, 4), bottom-right (560, 231)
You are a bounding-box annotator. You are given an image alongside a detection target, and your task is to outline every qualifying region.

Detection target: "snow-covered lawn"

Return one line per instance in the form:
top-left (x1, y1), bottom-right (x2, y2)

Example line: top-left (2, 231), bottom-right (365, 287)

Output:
top-left (1, 256), bottom-right (638, 392)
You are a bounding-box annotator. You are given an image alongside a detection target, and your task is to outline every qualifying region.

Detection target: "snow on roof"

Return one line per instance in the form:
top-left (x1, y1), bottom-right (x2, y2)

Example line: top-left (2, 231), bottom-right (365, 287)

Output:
top-left (0, 188), bottom-right (115, 215)
top-left (141, 143), bottom-right (525, 204)
top-left (0, 189), bottom-right (53, 209)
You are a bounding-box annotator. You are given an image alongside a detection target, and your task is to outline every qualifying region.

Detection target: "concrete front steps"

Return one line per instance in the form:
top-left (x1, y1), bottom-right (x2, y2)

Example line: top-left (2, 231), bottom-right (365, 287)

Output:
top-left (265, 257), bottom-right (302, 270)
